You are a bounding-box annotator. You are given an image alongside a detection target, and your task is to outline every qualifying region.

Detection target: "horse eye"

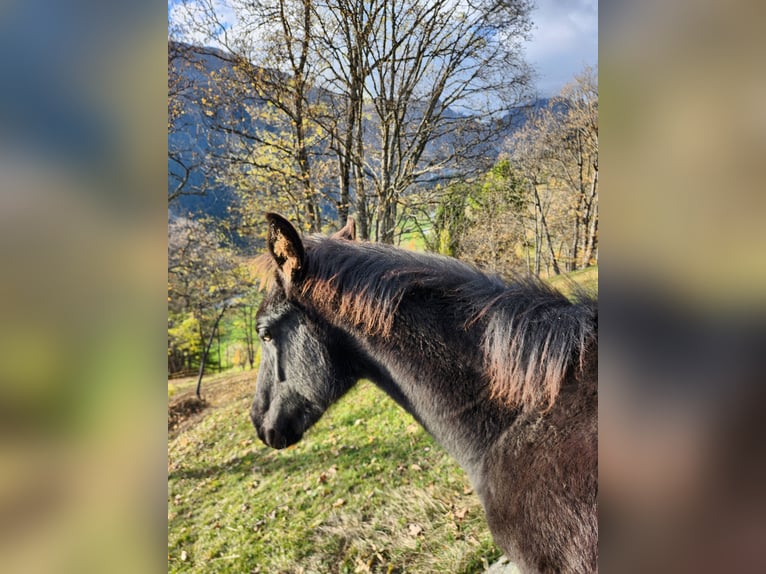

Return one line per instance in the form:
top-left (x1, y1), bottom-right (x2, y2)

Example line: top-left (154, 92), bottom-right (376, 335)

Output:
top-left (260, 330), bottom-right (272, 342)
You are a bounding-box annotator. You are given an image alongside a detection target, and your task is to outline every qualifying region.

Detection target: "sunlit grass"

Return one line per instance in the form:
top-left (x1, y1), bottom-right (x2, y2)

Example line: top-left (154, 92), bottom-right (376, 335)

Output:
top-left (547, 265), bottom-right (598, 297)
top-left (168, 377), bottom-right (500, 573)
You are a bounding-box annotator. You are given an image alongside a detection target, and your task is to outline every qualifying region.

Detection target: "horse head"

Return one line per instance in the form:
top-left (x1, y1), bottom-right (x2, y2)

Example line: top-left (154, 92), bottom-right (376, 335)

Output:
top-left (250, 213), bottom-right (359, 449)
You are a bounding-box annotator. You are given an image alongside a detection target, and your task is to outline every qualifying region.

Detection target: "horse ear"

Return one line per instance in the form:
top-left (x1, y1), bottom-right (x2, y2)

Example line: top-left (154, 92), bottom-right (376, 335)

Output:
top-left (266, 213), bottom-right (305, 288)
top-left (332, 217), bottom-right (356, 241)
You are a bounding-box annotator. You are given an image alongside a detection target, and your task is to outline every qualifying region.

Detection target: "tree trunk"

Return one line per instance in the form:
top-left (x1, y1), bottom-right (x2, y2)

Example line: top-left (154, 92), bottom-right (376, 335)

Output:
top-left (243, 304), bottom-right (255, 370)
top-left (568, 129), bottom-right (587, 272)
top-left (581, 166), bottom-right (598, 268)
top-left (582, 200), bottom-right (598, 267)
top-left (216, 324), bottom-right (221, 373)
top-left (353, 90), bottom-right (369, 240)
top-left (569, 207), bottom-right (581, 273)
top-left (379, 187), bottom-right (397, 244)
top-left (337, 76), bottom-right (360, 225)
top-left (532, 184), bottom-right (560, 275)
top-left (533, 192), bottom-right (541, 276)
top-left (195, 307), bottom-right (226, 399)
top-left (338, 154), bottom-right (350, 224)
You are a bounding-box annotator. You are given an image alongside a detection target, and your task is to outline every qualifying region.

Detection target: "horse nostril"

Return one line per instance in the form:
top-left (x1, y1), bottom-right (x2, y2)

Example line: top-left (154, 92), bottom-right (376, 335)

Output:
top-left (266, 427), bottom-right (279, 448)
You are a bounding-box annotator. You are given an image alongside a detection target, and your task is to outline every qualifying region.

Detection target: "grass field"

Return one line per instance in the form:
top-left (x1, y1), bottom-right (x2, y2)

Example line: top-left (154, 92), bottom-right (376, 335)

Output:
top-left (547, 265), bottom-right (598, 298)
top-left (168, 376), bottom-right (501, 573)
top-left (168, 266), bottom-right (597, 573)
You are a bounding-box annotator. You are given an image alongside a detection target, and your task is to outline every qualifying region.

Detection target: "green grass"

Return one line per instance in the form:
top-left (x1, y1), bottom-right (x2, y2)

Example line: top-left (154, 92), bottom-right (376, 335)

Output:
top-left (168, 377), bottom-right (501, 573)
top-left (547, 265), bottom-right (598, 297)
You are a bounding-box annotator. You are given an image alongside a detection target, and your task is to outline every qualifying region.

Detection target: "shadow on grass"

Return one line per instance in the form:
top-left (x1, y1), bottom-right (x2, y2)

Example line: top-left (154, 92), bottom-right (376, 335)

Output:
top-left (169, 432), bottom-right (432, 484)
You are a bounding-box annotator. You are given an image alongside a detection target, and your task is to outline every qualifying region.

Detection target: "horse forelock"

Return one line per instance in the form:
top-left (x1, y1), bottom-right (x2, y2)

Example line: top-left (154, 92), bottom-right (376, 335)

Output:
top-left (251, 251), bottom-right (278, 292)
top-left (274, 237), bottom-right (596, 411)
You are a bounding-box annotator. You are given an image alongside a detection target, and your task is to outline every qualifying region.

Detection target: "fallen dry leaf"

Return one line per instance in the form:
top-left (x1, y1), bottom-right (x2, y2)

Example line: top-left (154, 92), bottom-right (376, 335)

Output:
top-left (180, 550), bottom-right (188, 561)
top-left (332, 498), bottom-right (346, 508)
top-left (408, 523), bottom-right (423, 537)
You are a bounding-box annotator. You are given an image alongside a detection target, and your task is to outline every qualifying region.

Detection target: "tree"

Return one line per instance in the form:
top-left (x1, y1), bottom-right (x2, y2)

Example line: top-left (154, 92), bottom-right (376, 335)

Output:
top-left (168, 39), bottom-right (206, 203)
top-left (508, 116), bottom-right (562, 275)
top-left (315, 0), bottom-right (533, 242)
top-left (504, 66), bottom-right (598, 273)
top-left (311, 0), bottom-right (385, 239)
top-left (168, 313), bottom-right (202, 374)
top-left (171, 0), bottom-right (333, 235)
top-left (169, 0), bottom-right (532, 241)
top-left (426, 182), bottom-right (473, 257)
top-left (419, 159), bottom-right (528, 276)
top-left (169, 35), bottom-right (242, 209)
top-left (556, 66), bottom-right (598, 270)
top-left (235, 289), bottom-right (261, 370)
top-left (168, 217), bottom-right (248, 396)
top-left (231, 344), bottom-right (248, 370)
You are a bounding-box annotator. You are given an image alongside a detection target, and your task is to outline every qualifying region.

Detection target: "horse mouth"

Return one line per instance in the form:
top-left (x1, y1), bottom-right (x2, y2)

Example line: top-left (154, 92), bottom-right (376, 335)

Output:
top-left (261, 426), bottom-right (301, 449)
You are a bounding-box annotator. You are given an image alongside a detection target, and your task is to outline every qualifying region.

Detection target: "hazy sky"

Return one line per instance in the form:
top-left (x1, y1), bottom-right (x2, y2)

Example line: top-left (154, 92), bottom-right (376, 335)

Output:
top-left (524, 0), bottom-right (598, 96)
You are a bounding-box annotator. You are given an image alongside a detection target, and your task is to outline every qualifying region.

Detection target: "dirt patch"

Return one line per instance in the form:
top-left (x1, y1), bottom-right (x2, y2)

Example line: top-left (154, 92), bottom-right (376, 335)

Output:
top-left (168, 396), bottom-right (208, 433)
top-left (168, 372), bottom-right (256, 437)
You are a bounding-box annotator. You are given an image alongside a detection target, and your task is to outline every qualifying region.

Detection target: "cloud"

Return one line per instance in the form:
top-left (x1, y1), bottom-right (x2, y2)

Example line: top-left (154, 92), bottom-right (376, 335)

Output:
top-left (168, 0), bottom-right (239, 47)
top-left (524, 0), bottom-right (598, 96)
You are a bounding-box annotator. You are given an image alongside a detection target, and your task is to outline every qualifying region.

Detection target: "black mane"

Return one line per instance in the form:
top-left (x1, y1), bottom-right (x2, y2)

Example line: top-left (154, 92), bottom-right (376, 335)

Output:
top-left (297, 238), bottom-right (597, 410)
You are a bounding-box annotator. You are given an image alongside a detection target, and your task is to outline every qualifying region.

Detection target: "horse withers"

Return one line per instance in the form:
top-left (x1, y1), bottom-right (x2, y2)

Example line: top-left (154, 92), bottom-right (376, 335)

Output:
top-left (250, 213), bottom-right (597, 574)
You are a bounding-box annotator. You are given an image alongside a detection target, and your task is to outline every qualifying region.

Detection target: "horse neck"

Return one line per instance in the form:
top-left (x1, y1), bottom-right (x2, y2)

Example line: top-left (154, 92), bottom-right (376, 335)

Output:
top-left (346, 297), bottom-right (513, 487)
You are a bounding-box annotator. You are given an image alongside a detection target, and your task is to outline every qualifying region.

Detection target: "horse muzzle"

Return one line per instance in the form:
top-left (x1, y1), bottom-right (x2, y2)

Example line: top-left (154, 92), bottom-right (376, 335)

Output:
top-left (262, 424), bottom-right (301, 449)
top-left (251, 411), bottom-right (302, 449)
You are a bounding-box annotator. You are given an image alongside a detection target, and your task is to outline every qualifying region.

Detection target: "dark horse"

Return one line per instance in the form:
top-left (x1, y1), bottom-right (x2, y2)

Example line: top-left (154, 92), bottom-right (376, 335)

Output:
top-left (250, 213), bottom-right (597, 574)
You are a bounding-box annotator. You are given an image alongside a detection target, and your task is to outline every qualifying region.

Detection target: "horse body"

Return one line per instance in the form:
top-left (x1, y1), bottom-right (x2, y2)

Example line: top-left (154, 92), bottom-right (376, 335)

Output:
top-left (251, 214), bottom-right (597, 573)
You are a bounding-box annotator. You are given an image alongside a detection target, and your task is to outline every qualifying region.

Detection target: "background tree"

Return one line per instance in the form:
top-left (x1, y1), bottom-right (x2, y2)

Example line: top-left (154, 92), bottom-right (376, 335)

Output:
top-left (504, 66), bottom-right (598, 274)
top-left (555, 66), bottom-right (598, 270)
top-left (169, 0), bottom-right (532, 241)
top-left (507, 115), bottom-right (562, 275)
top-left (171, 0), bottom-right (334, 236)
top-left (168, 217), bottom-right (249, 397)
top-left (316, 0), bottom-right (532, 242)
top-left (311, 0), bottom-right (385, 239)
top-left (459, 160), bottom-right (528, 274)
top-left (168, 38), bottom-right (208, 203)
top-left (234, 289), bottom-right (261, 370)
top-left (420, 159), bottom-right (528, 274)
top-left (169, 8), bottom-right (239, 209)
top-left (411, 67), bottom-right (598, 279)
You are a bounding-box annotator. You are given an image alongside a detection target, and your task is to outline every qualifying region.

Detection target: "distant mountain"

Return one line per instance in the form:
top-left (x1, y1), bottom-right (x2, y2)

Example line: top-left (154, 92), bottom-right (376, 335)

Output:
top-left (169, 43), bottom-right (244, 221)
top-left (168, 41), bottom-right (548, 223)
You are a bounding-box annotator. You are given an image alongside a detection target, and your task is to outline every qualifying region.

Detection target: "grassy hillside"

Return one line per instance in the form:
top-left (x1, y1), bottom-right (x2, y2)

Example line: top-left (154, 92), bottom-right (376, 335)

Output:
top-left (547, 265), bottom-right (598, 297)
top-left (168, 375), bottom-right (501, 573)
